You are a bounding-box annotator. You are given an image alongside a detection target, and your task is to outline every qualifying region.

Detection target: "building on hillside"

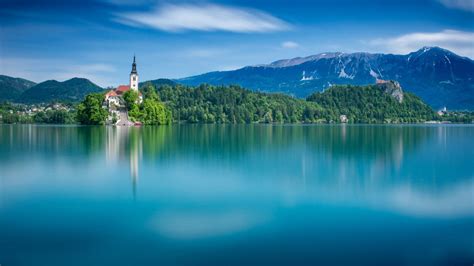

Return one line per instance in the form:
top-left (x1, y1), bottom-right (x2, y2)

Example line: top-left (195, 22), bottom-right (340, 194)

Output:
top-left (437, 107), bottom-right (447, 116)
top-left (104, 56), bottom-right (143, 109)
top-left (339, 114), bottom-right (348, 123)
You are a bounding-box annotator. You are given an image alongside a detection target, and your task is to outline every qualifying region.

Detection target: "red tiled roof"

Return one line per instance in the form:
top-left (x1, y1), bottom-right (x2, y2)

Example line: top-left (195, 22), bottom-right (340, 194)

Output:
top-left (105, 90), bottom-right (118, 97)
top-left (116, 85), bottom-right (130, 95)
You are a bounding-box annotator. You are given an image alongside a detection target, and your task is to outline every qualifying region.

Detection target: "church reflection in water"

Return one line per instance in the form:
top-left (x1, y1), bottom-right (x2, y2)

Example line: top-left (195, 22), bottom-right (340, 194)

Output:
top-left (105, 126), bottom-right (142, 199)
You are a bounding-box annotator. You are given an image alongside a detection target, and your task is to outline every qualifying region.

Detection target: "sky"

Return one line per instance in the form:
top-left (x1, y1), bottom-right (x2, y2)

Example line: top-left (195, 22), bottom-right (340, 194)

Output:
top-left (0, 0), bottom-right (473, 87)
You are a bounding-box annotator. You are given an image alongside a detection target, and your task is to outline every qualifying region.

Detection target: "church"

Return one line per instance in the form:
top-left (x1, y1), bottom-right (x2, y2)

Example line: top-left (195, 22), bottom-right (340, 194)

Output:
top-left (104, 56), bottom-right (143, 108)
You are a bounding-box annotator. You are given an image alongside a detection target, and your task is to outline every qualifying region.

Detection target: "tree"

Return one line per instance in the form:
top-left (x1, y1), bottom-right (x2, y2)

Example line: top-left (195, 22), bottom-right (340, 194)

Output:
top-left (33, 110), bottom-right (74, 124)
top-left (142, 83), bottom-right (160, 101)
top-left (123, 90), bottom-right (139, 110)
top-left (76, 93), bottom-right (108, 125)
top-left (128, 104), bottom-right (141, 122)
top-left (141, 98), bottom-right (172, 125)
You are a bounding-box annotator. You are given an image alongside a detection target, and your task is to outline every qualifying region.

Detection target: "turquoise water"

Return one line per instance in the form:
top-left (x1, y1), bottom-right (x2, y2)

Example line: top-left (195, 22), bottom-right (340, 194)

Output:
top-left (0, 124), bottom-right (473, 265)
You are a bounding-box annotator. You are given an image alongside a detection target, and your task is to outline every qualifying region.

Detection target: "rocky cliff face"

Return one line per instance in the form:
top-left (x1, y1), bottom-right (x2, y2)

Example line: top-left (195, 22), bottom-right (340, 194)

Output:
top-left (376, 80), bottom-right (403, 103)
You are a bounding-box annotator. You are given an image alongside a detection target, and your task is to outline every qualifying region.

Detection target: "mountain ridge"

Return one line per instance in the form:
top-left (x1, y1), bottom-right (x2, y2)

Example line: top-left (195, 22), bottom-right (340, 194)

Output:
top-left (178, 47), bottom-right (474, 109)
top-left (19, 77), bottom-right (104, 103)
top-left (0, 75), bottom-right (37, 101)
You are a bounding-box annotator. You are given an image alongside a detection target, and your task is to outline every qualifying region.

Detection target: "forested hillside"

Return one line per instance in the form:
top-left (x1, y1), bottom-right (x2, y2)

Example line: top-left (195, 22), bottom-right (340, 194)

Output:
top-left (157, 84), bottom-right (324, 123)
top-left (307, 84), bottom-right (437, 123)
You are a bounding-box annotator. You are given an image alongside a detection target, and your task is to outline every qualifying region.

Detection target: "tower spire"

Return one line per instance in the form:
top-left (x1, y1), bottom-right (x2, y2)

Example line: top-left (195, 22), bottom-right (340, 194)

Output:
top-left (130, 55), bottom-right (138, 91)
top-left (131, 55), bottom-right (137, 74)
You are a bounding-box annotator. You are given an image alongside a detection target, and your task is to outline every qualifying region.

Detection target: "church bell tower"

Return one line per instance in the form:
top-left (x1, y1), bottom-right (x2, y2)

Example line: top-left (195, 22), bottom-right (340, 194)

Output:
top-left (130, 55), bottom-right (138, 91)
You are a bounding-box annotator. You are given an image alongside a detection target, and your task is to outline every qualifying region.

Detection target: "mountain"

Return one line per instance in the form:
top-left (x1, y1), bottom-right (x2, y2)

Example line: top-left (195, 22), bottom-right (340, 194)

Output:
top-left (20, 78), bottom-right (104, 103)
top-left (0, 75), bottom-right (37, 102)
top-left (179, 47), bottom-right (474, 110)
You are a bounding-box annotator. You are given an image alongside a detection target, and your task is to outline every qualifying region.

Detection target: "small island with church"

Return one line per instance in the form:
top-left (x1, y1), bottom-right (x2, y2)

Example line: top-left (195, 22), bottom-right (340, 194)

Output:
top-left (103, 56), bottom-right (144, 126)
top-left (74, 56), bottom-right (172, 126)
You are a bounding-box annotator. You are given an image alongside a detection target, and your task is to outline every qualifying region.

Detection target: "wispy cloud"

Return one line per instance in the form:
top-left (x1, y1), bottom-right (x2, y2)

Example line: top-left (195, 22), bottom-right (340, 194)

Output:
top-left (369, 29), bottom-right (474, 58)
top-left (116, 3), bottom-right (290, 33)
top-left (281, 41), bottom-right (299, 48)
top-left (437, 0), bottom-right (474, 12)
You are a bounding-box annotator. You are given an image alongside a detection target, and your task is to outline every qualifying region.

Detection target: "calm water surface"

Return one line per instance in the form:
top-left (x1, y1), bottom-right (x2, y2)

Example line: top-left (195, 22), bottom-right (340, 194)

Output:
top-left (0, 124), bottom-right (473, 265)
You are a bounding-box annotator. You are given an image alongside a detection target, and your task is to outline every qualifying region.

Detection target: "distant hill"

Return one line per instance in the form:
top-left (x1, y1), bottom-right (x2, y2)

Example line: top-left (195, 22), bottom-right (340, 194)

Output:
top-left (179, 47), bottom-right (474, 110)
top-left (0, 75), bottom-right (36, 102)
top-left (307, 81), bottom-right (436, 123)
top-left (20, 78), bottom-right (104, 103)
top-left (154, 82), bottom-right (437, 124)
top-left (140, 78), bottom-right (176, 88)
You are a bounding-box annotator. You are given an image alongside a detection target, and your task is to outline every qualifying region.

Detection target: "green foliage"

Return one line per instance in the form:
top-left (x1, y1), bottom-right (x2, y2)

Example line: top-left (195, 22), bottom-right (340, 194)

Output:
top-left (0, 75), bottom-right (36, 102)
top-left (33, 110), bottom-right (75, 124)
top-left (156, 84), bottom-right (323, 124)
top-left (442, 111), bottom-right (474, 123)
top-left (76, 93), bottom-right (108, 125)
top-left (2, 83), bottom-right (457, 125)
top-left (141, 83), bottom-right (160, 101)
top-left (141, 98), bottom-right (172, 125)
top-left (0, 102), bottom-right (32, 124)
top-left (123, 90), bottom-right (139, 110)
top-left (306, 85), bottom-right (437, 123)
top-left (0, 112), bottom-right (33, 124)
top-left (126, 85), bottom-right (172, 124)
top-left (128, 104), bottom-right (141, 122)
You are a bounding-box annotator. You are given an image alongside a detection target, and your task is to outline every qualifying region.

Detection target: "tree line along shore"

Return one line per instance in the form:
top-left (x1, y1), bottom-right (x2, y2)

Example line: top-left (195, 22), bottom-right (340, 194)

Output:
top-left (1, 83), bottom-right (473, 125)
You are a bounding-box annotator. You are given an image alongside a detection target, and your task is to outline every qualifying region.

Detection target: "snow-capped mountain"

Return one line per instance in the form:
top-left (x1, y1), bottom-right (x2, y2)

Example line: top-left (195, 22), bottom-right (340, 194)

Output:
top-left (179, 47), bottom-right (474, 109)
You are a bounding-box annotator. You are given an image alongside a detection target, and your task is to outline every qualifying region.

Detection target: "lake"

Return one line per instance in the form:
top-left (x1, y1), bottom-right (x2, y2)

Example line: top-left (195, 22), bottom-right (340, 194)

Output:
top-left (0, 124), bottom-right (473, 265)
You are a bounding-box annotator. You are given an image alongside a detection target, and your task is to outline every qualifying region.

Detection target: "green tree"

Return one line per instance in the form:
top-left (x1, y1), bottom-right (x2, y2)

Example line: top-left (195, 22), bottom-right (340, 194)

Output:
top-left (76, 93), bottom-right (108, 125)
top-left (123, 90), bottom-right (139, 110)
top-left (128, 104), bottom-right (141, 122)
top-left (141, 98), bottom-right (172, 125)
top-left (142, 83), bottom-right (160, 101)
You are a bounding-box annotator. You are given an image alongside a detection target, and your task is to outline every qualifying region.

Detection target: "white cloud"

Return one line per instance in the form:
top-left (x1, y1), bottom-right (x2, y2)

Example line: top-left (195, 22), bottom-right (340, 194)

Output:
top-left (116, 3), bottom-right (289, 33)
top-left (437, 0), bottom-right (474, 12)
top-left (281, 41), bottom-right (299, 48)
top-left (369, 29), bottom-right (474, 58)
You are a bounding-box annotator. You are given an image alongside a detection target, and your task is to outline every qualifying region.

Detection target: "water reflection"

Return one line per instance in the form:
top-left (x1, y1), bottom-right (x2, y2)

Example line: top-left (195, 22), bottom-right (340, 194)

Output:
top-left (1, 124), bottom-right (473, 204)
top-left (0, 124), bottom-right (473, 265)
top-left (104, 127), bottom-right (143, 199)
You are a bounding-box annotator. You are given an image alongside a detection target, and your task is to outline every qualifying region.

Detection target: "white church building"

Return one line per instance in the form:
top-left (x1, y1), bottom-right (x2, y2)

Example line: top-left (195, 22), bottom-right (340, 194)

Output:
top-left (104, 56), bottom-right (143, 108)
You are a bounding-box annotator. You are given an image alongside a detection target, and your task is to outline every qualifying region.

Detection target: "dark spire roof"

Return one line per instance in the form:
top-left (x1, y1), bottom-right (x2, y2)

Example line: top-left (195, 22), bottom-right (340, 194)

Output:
top-left (131, 55), bottom-right (137, 75)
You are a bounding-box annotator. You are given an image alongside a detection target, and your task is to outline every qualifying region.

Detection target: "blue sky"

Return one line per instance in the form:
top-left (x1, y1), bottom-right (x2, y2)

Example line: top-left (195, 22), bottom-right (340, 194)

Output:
top-left (0, 0), bottom-right (473, 86)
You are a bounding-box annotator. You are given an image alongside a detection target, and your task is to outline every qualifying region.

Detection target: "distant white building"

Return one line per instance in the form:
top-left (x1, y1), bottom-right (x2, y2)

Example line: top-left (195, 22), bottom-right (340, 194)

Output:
top-left (340, 114), bottom-right (348, 123)
top-left (437, 106), bottom-right (447, 116)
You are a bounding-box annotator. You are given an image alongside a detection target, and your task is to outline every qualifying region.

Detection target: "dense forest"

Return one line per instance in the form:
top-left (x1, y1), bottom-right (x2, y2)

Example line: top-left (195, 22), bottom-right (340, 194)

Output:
top-left (1, 82), bottom-right (473, 125)
top-left (156, 84), bottom-right (324, 123)
top-left (306, 85), bottom-right (438, 123)
top-left (123, 88), bottom-right (172, 125)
